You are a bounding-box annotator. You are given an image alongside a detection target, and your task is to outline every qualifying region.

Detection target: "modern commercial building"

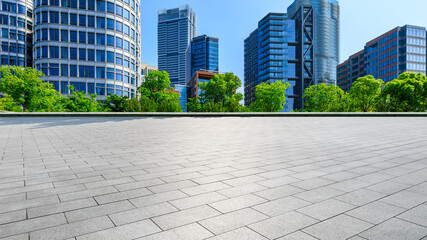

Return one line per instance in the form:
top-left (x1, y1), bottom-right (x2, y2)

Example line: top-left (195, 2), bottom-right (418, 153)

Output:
top-left (186, 35), bottom-right (219, 83)
top-left (158, 5), bottom-right (196, 87)
top-left (244, 0), bottom-right (339, 111)
top-left (0, 0), bottom-right (33, 67)
top-left (32, 0), bottom-right (141, 99)
top-left (140, 63), bottom-right (157, 86)
top-left (338, 25), bottom-right (427, 91)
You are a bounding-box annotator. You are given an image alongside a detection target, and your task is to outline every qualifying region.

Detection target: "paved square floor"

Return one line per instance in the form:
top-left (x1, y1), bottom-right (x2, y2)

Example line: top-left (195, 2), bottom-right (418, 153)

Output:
top-left (0, 117), bottom-right (426, 240)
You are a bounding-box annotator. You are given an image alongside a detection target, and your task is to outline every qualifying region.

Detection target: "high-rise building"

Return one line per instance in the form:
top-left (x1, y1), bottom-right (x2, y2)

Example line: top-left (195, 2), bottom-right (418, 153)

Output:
top-left (158, 5), bottom-right (196, 87)
top-left (186, 35), bottom-right (219, 83)
top-left (0, 0), bottom-right (33, 67)
top-left (338, 25), bottom-right (427, 91)
top-left (32, 0), bottom-right (141, 99)
top-left (244, 0), bottom-right (339, 111)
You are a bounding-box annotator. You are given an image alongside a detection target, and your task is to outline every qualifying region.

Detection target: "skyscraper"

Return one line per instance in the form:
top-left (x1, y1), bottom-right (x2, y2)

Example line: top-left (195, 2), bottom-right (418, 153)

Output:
top-left (338, 25), bottom-right (427, 91)
top-left (186, 35), bottom-right (219, 83)
top-left (0, 0), bottom-right (33, 67)
top-left (33, 0), bottom-right (141, 99)
top-left (158, 5), bottom-right (196, 87)
top-left (288, 0), bottom-right (340, 86)
top-left (244, 0), bottom-right (339, 110)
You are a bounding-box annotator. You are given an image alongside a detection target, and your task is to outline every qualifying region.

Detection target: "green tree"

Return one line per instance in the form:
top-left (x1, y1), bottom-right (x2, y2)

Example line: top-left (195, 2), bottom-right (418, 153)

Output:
top-left (102, 95), bottom-right (129, 112)
top-left (60, 85), bottom-right (102, 112)
top-left (0, 95), bottom-right (21, 112)
top-left (349, 75), bottom-right (384, 112)
top-left (249, 81), bottom-right (291, 112)
top-left (188, 72), bottom-right (245, 112)
top-left (130, 70), bottom-right (182, 112)
top-left (378, 72), bottom-right (427, 112)
top-left (303, 83), bottom-right (349, 112)
top-left (0, 66), bottom-right (63, 112)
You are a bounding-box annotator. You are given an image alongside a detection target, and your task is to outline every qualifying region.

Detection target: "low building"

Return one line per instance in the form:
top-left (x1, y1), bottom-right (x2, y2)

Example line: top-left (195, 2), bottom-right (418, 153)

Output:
top-left (140, 63), bottom-right (158, 87)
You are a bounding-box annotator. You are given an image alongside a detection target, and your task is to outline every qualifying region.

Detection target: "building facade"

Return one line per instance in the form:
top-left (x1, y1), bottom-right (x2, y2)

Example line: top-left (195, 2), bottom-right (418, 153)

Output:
top-left (0, 0), bottom-right (33, 67)
top-left (158, 5), bottom-right (196, 87)
top-left (140, 63), bottom-right (157, 86)
top-left (244, 0), bottom-right (339, 110)
top-left (186, 35), bottom-right (219, 83)
top-left (338, 25), bottom-right (427, 91)
top-left (33, 0), bottom-right (141, 99)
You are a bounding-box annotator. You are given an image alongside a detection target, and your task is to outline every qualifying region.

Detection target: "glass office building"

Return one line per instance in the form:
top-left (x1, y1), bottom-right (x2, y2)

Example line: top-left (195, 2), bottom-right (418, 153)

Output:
top-left (244, 0), bottom-right (339, 110)
top-left (158, 5), bottom-right (196, 87)
top-left (288, 0), bottom-right (340, 86)
top-left (0, 0), bottom-right (33, 67)
top-left (338, 25), bottom-right (427, 91)
top-left (186, 35), bottom-right (219, 83)
top-left (33, 0), bottom-right (141, 99)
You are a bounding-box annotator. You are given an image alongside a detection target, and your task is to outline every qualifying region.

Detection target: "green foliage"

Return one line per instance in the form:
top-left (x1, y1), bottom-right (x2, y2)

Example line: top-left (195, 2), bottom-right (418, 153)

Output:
top-left (303, 83), bottom-right (350, 112)
top-left (188, 72), bottom-right (246, 112)
top-left (130, 70), bottom-right (182, 112)
top-left (102, 95), bottom-right (129, 112)
top-left (0, 66), bottom-right (63, 112)
top-left (60, 85), bottom-right (102, 112)
top-left (378, 72), bottom-right (427, 112)
top-left (249, 81), bottom-right (290, 112)
top-left (349, 75), bottom-right (384, 112)
top-left (0, 95), bottom-right (22, 112)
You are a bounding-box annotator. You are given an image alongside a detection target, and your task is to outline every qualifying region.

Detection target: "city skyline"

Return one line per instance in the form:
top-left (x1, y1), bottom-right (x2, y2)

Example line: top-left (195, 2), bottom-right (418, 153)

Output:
top-left (141, 0), bottom-right (427, 80)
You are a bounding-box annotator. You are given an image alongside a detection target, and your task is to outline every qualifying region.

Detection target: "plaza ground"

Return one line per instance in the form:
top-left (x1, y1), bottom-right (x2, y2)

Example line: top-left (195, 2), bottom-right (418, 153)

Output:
top-left (0, 117), bottom-right (426, 240)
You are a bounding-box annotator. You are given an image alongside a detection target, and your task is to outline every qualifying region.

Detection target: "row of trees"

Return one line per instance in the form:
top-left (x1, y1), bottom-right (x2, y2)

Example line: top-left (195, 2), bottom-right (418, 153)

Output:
top-left (1, 65), bottom-right (426, 113)
top-left (304, 73), bottom-right (427, 112)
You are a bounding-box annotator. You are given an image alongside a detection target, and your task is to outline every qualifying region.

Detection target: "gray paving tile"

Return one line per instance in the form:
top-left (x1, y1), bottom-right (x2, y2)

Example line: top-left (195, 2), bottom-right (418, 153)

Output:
top-left (346, 201), bottom-right (406, 224)
top-left (130, 190), bottom-right (187, 207)
top-left (28, 198), bottom-right (97, 219)
top-left (199, 208), bottom-right (268, 235)
top-left (303, 214), bottom-right (373, 240)
top-left (277, 231), bottom-right (318, 240)
top-left (397, 204), bottom-right (427, 227)
top-left (0, 210), bottom-right (26, 225)
top-left (380, 190), bottom-right (427, 209)
top-left (137, 223), bottom-right (213, 240)
top-left (180, 182), bottom-right (231, 196)
top-left (253, 196), bottom-right (311, 217)
top-left (76, 219), bottom-right (161, 240)
top-left (94, 187), bottom-right (152, 204)
top-left (0, 214), bottom-right (67, 238)
top-left (297, 199), bottom-right (356, 221)
top-left (65, 200), bottom-right (135, 223)
top-left (209, 194), bottom-right (266, 213)
top-left (359, 218), bottom-right (427, 240)
top-left (170, 192), bottom-right (228, 210)
top-left (59, 186), bottom-right (118, 202)
top-left (152, 205), bottom-right (221, 230)
top-left (334, 188), bottom-right (386, 206)
top-left (206, 227), bottom-right (267, 240)
top-left (254, 185), bottom-right (303, 200)
top-left (218, 183), bottom-right (267, 198)
top-left (249, 211), bottom-right (318, 239)
top-left (294, 186), bottom-right (344, 203)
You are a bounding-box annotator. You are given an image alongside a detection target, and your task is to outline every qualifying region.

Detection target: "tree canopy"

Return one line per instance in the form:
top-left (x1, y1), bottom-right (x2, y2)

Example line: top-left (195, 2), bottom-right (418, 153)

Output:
top-left (249, 81), bottom-right (290, 112)
top-left (303, 83), bottom-right (349, 112)
top-left (349, 75), bottom-right (384, 112)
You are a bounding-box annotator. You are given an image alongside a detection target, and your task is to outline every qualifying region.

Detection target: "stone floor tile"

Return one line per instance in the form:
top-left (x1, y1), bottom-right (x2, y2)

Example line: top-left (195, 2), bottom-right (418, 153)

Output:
top-left (206, 227), bottom-right (267, 240)
top-left (137, 223), bottom-right (214, 240)
top-left (252, 196), bottom-right (311, 217)
top-left (346, 201), bottom-right (406, 224)
top-left (397, 204), bottom-right (427, 227)
top-left (297, 199), bottom-right (356, 221)
top-left (209, 194), bottom-right (266, 213)
top-left (359, 218), bottom-right (427, 240)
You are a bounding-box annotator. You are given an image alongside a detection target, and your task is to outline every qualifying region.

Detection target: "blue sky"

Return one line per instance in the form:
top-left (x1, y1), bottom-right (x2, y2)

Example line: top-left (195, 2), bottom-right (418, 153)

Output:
top-left (141, 0), bottom-right (427, 80)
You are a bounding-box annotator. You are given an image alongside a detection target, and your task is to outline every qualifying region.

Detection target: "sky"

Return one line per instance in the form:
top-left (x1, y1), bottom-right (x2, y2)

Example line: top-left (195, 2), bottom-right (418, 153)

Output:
top-left (141, 0), bottom-right (427, 80)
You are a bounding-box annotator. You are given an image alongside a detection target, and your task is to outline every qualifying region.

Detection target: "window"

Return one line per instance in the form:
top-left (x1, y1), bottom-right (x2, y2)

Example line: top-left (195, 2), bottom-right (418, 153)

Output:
top-left (96, 50), bottom-right (105, 62)
top-left (107, 2), bottom-right (114, 13)
top-left (79, 31), bottom-right (86, 43)
top-left (88, 83), bottom-right (95, 94)
top-left (88, 16), bottom-right (94, 27)
top-left (107, 51), bottom-right (114, 63)
top-left (116, 53), bottom-right (123, 65)
top-left (124, 40), bottom-right (129, 51)
top-left (107, 18), bottom-right (114, 30)
top-left (96, 83), bottom-right (105, 95)
top-left (87, 49), bottom-right (95, 61)
top-left (87, 33), bottom-right (95, 44)
top-left (116, 22), bottom-right (122, 32)
top-left (116, 5), bottom-right (123, 16)
top-left (70, 47), bottom-right (77, 59)
top-left (50, 11), bottom-right (59, 23)
top-left (70, 0), bottom-right (77, 8)
top-left (61, 0), bottom-right (70, 7)
top-left (116, 37), bottom-right (123, 49)
top-left (70, 14), bottom-right (77, 25)
top-left (61, 12), bottom-right (68, 24)
top-left (88, 0), bottom-right (95, 10)
top-left (41, 11), bottom-right (48, 23)
top-left (124, 24), bottom-right (129, 36)
top-left (18, 5), bottom-right (25, 14)
top-left (50, 64), bottom-right (59, 76)
top-left (107, 35), bottom-right (114, 46)
top-left (41, 46), bottom-right (48, 58)
top-left (124, 9), bottom-right (129, 20)
top-left (61, 47), bottom-right (68, 59)
top-left (70, 30), bottom-right (77, 42)
top-left (49, 29), bottom-right (59, 41)
top-left (9, 16), bottom-right (16, 26)
top-left (96, 0), bottom-right (105, 12)
top-left (96, 33), bottom-right (105, 45)
top-left (50, 0), bottom-right (59, 6)
top-left (96, 17), bottom-right (105, 29)
top-left (79, 48), bottom-right (86, 60)
top-left (96, 67), bottom-right (105, 78)
top-left (79, 14), bottom-right (86, 26)
top-left (70, 65), bottom-right (77, 77)
top-left (106, 69), bottom-right (114, 79)
top-left (41, 29), bottom-right (48, 40)
top-left (61, 64), bottom-right (68, 76)
top-left (50, 46), bottom-right (59, 58)
top-left (61, 30), bottom-right (68, 41)
top-left (79, 0), bottom-right (86, 9)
